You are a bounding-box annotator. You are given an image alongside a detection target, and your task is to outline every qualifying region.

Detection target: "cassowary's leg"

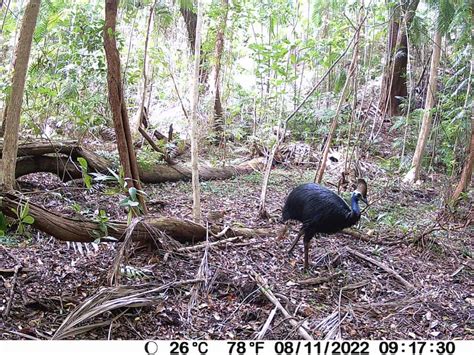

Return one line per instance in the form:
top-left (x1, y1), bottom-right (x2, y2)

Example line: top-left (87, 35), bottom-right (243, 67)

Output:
top-left (288, 229), bottom-right (304, 255)
top-left (303, 234), bottom-right (312, 271)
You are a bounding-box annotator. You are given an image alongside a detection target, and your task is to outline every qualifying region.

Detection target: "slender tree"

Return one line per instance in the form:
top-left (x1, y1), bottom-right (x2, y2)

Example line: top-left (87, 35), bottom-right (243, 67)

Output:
top-left (104, 0), bottom-right (146, 212)
top-left (403, 29), bottom-right (442, 183)
top-left (190, 0), bottom-right (203, 223)
top-left (136, 0), bottom-right (158, 133)
top-left (0, 0), bottom-right (41, 191)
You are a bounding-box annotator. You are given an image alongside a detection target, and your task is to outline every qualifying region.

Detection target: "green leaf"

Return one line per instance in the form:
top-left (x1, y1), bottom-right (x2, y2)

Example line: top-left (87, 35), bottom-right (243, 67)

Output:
top-left (128, 187), bottom-right (137, 200)
top-left (77, 157), bottom-right (88, 170)
top-left (21, 203), bottom-right (30, 219)
top-left (22, 216), bottom-right (35, 225)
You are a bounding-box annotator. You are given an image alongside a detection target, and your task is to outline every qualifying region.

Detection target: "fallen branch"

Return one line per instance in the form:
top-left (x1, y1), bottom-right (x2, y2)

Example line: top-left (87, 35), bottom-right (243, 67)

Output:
top-left (256, 306), bottom-right (278, 340)
top-left (251, 271), bottom-right (314, 340)
top-left (346, 247), bottom-right (415, 291)
top-left (0, 192), bottom-right (271, 245)
top-left (176, 235), bottom-right (247, 253)
top-left (2, 265), bottom-right (21, 317)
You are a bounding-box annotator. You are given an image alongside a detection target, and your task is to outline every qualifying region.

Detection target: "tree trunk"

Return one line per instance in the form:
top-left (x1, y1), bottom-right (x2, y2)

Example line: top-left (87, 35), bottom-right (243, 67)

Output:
top-left (190, 0), bottom-right (203, 223)
top-left (0, 0), bottom-right (40, 191)
top-left (104, 0), bottom-right (146, 212)
top-left (180, 1), bottom-right (209, 86)
top-left (211, 0), bottom-right (229, 138)
top-left (403, 30), bottom-right (442, 183)
top-left (180, 2), bottom-right (197, 52)
top-left (136, 0), bottom-right (157, 136)
top-left (378, 6), bottom-right (399, 116)
top-left (451, 118), bottom-right (474, 202)
top-left (379, 0), bottom-right (419, 117)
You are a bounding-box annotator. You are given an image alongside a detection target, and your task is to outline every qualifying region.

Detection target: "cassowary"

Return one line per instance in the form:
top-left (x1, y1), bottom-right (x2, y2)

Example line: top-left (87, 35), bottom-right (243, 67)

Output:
top-left (282, 179), bottom-right (368, 270)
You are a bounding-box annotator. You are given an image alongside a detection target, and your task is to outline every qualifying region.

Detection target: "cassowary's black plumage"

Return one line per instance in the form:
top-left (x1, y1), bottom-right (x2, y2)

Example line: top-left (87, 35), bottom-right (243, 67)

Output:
top-left (282, 180), bottom-right (368, 270)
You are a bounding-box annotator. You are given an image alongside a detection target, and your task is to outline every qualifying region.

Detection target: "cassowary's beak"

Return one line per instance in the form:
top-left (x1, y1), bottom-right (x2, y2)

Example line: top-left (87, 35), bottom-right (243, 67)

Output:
top-left (361, 196), bottom-right (368, 205)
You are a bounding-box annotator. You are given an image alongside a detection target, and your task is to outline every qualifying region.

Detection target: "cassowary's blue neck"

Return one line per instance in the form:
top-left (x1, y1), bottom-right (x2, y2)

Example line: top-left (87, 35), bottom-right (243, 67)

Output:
top-left (351, 195), bottom-right (361, 217)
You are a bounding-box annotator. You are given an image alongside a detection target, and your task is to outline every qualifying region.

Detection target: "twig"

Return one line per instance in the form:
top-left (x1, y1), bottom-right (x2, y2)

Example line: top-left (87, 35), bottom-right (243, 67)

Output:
top-left (1, 329), bottom-right (41, 340)
top-left (346, 247), bottom-right (415, 291)
top-left (296, 272), bottom-right (342, 286)
top-left (3, 265), bottom-right (21, 317)
top-left (0, 267), bottom-right (32, 276)
top-left (251, 271), bottom-right (314, 340)
top-left (177, 234), bottom-right (243, 253)
top-left (256, 306), bottom-right (278, 340)
top-left (450, 266), bottom-right (464, 278)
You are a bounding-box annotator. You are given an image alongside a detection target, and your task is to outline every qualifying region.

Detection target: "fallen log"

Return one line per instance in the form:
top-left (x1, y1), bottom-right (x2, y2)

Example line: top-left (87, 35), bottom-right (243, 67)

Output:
top-left (0, 192), bottom-right (270, 244)
top-left (1, 139), bottom-right (110, 172)
top-left (5, 140), bottom-right (266, 183)
top-left (139, 158), bottom-right (265, 183)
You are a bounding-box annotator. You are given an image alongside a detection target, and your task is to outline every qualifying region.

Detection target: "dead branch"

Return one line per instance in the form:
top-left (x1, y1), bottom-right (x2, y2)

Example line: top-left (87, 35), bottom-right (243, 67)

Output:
top-left (345, 247), bottom-right (415, 291)
top-left (2, 265), bottom-right (21, 317)
top-left (251, 271), bottom-right (314, 340)
top-left (256, 306), bottom-right (278, 340)
top-left (0, 192), bottom-right (269, 246)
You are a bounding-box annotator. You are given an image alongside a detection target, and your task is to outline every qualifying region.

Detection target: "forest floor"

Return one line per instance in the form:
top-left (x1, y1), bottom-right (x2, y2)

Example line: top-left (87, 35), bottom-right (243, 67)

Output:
top-left (0, 141), bottom-right (472, 340)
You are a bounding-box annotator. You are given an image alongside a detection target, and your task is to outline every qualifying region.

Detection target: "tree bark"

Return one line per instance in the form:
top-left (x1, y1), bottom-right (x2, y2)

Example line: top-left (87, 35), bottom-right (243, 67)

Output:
top-left (211, 0), bottom-right (229, 138)
top-left (404, 30), bottom-right (442, 183)
top-left (0, 0), bottom-right (41, 191)
top-left (104, 0), bottom-right (146, 212)
top-left (379, 0), bottom-right (419, 117)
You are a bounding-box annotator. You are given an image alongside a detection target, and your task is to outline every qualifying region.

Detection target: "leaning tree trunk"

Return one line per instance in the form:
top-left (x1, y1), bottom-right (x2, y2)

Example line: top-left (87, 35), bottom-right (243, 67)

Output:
top-left (0, 0), bottom-right (41, 191)
top-left (379, 0), bottom-right (419, 117)
top-left (211, 0), bottom-right (229, 138)
top-left (190, 0), bottom-right (203, 223)
top-left (104, 0), bottom-right (146, 212)
top-left (403, 30), bottom-right (442, 183)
